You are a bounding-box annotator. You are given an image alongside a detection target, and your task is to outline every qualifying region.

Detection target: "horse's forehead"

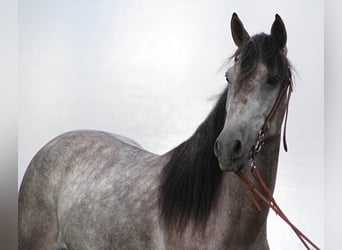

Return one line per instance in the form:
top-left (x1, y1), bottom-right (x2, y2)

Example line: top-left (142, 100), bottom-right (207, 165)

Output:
top-left (233, 63), bottom-right (268, 91)
top-left (228, 60), bottom-right (268, 78)
top-left (226, 63), bottom-right (268, 106)
top-left (246, 63), bottom-right (268, 81)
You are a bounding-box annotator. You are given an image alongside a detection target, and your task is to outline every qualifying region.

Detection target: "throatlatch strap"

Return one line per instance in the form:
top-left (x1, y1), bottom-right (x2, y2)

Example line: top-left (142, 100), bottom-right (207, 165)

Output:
top-left (282, 86), bottom-right (292, 152)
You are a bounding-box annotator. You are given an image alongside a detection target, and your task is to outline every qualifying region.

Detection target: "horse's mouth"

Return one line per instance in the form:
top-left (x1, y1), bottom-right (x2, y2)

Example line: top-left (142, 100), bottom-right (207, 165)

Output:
top-left (217, 156), bottom-right (246, 172)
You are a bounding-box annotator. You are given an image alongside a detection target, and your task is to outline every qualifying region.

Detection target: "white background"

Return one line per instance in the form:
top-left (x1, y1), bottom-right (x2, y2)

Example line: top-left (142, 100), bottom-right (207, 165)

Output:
top-left (18, 0), bottom-right (323, 249)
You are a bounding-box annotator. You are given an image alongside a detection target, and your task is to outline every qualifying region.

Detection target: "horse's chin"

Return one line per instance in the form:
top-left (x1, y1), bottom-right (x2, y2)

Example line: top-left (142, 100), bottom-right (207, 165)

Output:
top-left (218, 159), bottom-right (245, 172)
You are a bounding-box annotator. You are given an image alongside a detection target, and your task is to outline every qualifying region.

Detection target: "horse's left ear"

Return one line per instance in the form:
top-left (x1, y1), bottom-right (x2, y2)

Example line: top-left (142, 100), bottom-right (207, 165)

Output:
top-left (271, 14), bottom-right (287, 50)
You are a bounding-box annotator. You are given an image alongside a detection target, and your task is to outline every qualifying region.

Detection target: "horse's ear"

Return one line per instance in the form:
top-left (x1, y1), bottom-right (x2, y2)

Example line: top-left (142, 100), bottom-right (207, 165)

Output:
top-left (231, 13), bottom-right (250, 48)
top-left (271, 14), bottom-right (287, 50)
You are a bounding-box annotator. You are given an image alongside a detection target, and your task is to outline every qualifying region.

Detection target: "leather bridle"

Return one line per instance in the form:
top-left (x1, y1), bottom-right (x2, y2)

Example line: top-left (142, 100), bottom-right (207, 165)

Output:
top-left (254, 79), bottom-right (291, 156)
top-left (235, 77), bottom-right (320, 250)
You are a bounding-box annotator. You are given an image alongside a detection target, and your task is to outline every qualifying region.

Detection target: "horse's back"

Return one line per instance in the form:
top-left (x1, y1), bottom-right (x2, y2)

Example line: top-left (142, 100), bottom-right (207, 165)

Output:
top-left (19, 130), bottom-right (165, 250)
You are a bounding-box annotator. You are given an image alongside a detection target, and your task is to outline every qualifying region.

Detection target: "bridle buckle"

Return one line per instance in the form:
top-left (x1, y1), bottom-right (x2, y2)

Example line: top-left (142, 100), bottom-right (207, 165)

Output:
top-left (254, 131), bottom-right (265, 153)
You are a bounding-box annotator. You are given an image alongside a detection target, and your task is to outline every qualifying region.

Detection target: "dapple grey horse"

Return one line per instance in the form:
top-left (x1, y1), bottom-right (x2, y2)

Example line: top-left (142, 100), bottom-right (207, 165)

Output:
top-left (19, 13), bottom-right (292, 249)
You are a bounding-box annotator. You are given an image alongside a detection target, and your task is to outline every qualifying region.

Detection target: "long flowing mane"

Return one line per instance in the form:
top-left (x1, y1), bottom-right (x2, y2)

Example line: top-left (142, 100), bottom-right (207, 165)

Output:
top-left (158, 87), bottom-right (227, 232)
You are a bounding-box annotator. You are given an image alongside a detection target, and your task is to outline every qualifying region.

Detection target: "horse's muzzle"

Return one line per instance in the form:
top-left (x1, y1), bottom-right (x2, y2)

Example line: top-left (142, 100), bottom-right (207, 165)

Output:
top-left (214, 136), bottom-right (247, 172)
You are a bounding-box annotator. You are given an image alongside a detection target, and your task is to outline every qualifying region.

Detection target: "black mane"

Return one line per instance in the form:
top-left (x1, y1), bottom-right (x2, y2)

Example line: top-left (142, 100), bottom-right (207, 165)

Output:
top-left (158, 87), bottom-right (227, 233)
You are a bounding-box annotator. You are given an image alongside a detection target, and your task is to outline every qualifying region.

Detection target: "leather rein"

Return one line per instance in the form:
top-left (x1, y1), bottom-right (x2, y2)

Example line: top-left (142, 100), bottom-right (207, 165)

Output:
top-left (235, 78), bottom-right (320, 250)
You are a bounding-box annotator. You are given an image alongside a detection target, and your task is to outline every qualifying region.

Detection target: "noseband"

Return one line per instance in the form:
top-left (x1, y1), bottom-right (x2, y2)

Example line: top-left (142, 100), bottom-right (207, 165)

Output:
top-left (236, 76), bottom-right (320, 250)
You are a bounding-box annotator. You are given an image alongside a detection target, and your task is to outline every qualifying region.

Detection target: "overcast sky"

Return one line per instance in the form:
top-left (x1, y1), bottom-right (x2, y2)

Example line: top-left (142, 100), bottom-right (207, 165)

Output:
top-left (18, 0), bottom-right (323, 248)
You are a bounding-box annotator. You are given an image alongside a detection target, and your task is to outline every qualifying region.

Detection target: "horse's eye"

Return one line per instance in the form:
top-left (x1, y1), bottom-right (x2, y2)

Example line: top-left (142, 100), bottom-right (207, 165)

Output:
top-left (225, 73), bottom-right (230, 84)
top-left (267, 76), bottom-right (278, 86)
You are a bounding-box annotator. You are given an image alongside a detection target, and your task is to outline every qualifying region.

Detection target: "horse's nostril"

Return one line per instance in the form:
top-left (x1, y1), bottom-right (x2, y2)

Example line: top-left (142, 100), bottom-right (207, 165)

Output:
top-left (232, 140), bottom-right (242, 155)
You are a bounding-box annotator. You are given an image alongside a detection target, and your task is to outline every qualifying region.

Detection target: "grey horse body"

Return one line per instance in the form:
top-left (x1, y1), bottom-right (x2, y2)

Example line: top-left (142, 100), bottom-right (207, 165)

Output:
top-left (20, 131), bottom-right (162, 249)
top-left (19, 13), bottom-right (291, 250)
top-left (19, 130), bottom-right (278, 249)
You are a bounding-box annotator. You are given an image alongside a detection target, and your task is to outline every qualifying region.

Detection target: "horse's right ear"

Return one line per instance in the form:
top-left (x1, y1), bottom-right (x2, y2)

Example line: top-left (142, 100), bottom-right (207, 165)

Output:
top-left (231, 13), bottom-right (250, 48)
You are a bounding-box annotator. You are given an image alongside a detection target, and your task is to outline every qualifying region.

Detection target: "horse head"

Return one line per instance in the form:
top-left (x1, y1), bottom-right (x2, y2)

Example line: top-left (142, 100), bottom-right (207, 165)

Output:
top-left (214, 13), bottom-right (291, 172)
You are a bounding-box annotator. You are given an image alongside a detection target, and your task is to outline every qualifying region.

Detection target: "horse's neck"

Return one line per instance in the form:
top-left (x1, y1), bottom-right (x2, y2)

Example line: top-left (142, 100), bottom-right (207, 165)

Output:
top-left (253, 134), bottom-right (281, 192)
top-left (216, 134), bottom-right (281, 246)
